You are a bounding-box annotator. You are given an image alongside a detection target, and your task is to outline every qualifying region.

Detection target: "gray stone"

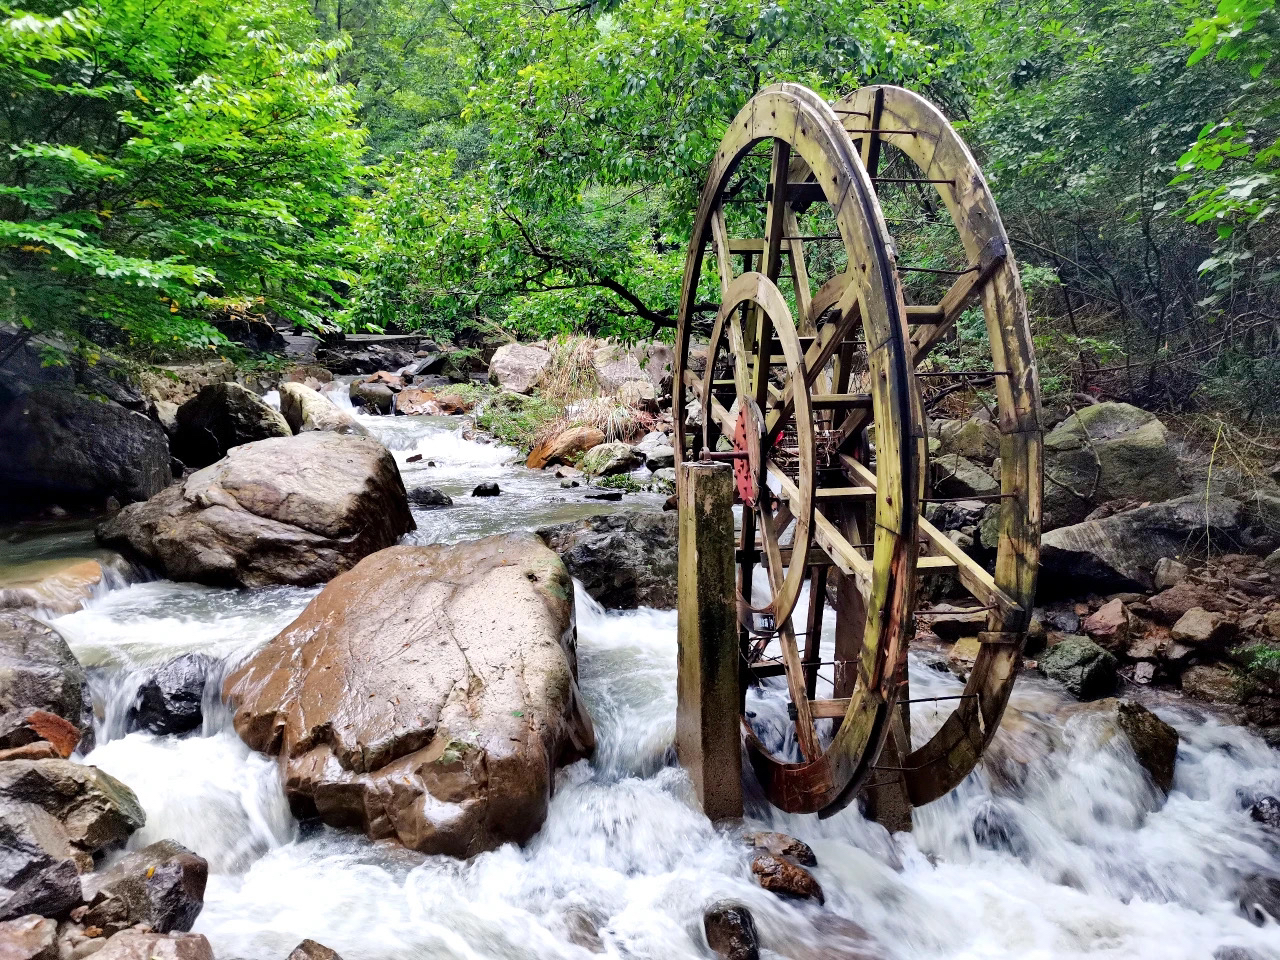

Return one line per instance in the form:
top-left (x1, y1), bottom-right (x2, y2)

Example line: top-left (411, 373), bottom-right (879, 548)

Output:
top-left (128, 655), bottom-right (213, 737)
top-left (0, 760), bottom-right (143, 858)
top-left (932, 455), bottom-right (999, 498)
top-left (935, 418), bottom-right (1001, 462)
top-left (1041, 403), bottom-right (1184, 530)
top-left (1040, 495), bottom-right (1245, 592)
top-left (172, 384), bottom-right (291, 469)
top-left (98, 433), bottom-right (413, 589)
top-left (82, 841), bottom-right (207, 935)
top-left (88, 931), bottom-right (212, 960)
top-left (278, 383), bottom-right (369, 438)
top-left (488, 344), bottom-right (551, 395)
top-left (347, 380), bottom-right (394, 414)
top-left (579, 442), bottom-right (641, 478)
top-left (0, 390), bottom-right (171, 509)
top-left (538, 512), bottom-right (678, 609)
top-left (1039, 636), bottom-right (1117, 700)
top-left (0, 613), bottom-right (91, 753)
top-left (1153, 557), bottom-right (1189, 590)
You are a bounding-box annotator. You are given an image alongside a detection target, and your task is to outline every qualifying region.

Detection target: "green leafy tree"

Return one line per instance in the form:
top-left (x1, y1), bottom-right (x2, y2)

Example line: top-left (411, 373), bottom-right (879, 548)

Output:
top-left (347, 0), bottom-right (980, 340)
top-left (0, 0), bottom-right (365, 357)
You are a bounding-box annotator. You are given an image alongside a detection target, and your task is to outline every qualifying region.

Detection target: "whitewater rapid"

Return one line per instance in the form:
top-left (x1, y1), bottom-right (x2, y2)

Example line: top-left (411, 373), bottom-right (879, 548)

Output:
top-left (16, 408), bottom-right (1280, 960)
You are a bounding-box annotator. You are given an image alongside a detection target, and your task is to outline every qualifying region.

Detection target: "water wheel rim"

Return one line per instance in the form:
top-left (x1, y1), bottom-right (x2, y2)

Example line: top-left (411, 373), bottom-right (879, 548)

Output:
top-left (834, 84), bottom-right (1043, 805)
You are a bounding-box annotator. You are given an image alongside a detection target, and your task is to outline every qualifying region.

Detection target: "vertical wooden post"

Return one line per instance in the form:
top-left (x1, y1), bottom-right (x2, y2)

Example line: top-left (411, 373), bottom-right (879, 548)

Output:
top-left (676, 461), bottom-right (743, 821)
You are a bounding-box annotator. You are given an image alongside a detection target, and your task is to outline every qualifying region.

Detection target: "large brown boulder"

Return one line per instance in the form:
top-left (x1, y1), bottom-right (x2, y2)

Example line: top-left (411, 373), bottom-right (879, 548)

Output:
top-left (98, 433), bottom-right (413, 588)
top-left (171, 383), bottom-right (291, 469)
top-left (0, 390), bottom-right (171, 510)
top-left (526, 426), bottom-right (605, 470)
top-left (277, 383), bottom-right (369, 438)
top-left (223, 535), bottom-right (595, 857)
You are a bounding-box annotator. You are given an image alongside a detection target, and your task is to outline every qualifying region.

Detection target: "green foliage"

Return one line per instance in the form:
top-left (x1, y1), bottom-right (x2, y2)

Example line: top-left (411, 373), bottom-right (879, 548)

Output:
top-left (345, 0), bottom-right (981, 339)
top-left (475, 390), bottom-right (559, 450)
top-left (0, 0), bottom-right (365, 356)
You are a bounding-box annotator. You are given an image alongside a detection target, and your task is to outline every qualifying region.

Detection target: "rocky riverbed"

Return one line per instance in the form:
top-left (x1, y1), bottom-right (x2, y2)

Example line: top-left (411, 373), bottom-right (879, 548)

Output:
top-left (2, 336), bottom-right (1280, 960)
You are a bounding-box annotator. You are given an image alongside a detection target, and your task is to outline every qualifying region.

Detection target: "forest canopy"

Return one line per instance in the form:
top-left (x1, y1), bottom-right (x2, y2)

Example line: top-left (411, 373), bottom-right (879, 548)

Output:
top-left (0, 0), bottom-right (1276, 415)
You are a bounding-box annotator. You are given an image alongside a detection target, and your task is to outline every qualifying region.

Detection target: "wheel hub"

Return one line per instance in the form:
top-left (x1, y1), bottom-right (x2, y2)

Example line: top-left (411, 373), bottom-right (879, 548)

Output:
top-left (732, 401), bottom-right (763, 507)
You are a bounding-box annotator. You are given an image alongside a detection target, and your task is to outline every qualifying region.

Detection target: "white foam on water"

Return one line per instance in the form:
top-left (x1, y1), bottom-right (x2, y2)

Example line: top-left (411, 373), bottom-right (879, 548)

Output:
top-left (22, 413), bottom-right (1280, 960)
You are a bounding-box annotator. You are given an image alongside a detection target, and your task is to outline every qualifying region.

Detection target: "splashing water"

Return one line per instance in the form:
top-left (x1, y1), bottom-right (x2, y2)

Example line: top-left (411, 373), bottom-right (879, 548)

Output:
top-left (13, 417), bottom-right (1275, 960)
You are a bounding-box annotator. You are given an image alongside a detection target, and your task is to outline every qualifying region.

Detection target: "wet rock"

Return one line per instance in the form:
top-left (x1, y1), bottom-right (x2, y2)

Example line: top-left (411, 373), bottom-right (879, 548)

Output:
top-left (1171, 608), bottom-right (1238, 649)
top-left (223, 536), bottom-right (595, 857)
top-left (579, 442), bottom-right (641, 478)
top-left (972, 800), bottom-right (1030, 859)
top-left (932, 454), bottom-right (999, 499)
top-left (633, 432), bottom-right (675, 470)
top-left (127, 655), bottom-right (213, 737)
top-left (98, 433), bottom-right (413, 589)
top-left (1082, 599), bottom-right (1131, 652)
top-left (0, 847), bottom-right (81, 922)
top-left (1041, 402), bottom-right (1184, 530)
top-left (925, 498), bottom-right (987, 533)
top-left (0, 761), bottom-right (143, 858)
top-left (560, 908), bottom-right (604, 954)
top-left (1250, 795), bottom-right (1280, 829)
top-left (703, 901), bottom-right (759, 960)
top-left (1076, 699), bottom-right (1179, 793)
top-left (488, 344), bottom-right (551, 395)
top-left (471, 482), bottom-right (500, 497)
top-left (0, 559), bottom-right (106, 617)
top-left (171, 384), bottom-right (291, 470)
top-left (1236, 873), bottom-right (1280, 925)
top-left (81, 841), bottom-right (206, 935)
top-left (743, 831), bottom-right (817, 866)
top-left (278, 384), bottom-right (369, 438)
top-left (0, 613), bottom-right (91, 753)
top-left (89, 930), bottom-right (212, 960)
top-left (407, 487), bottom-right (453, 509)
top-left (1153, 557), bottom-right (1189, 590)
top-left (537, 512), bottom-right (677, 609)
top-left (347, 380), bottom-right (393, 414)
top-left (0, 915), bottom-right (58, 960)
top-left (750, 854), bottom-right (824, 904)
top-left (0, 390), bottom-right (171, 511)
top-left (1038, 636), bottom-right (1116, 700)
top-left (286, 941), bottom-right (343, 960)
top-left (1040, 496), bottom-right (1245, 592)
top-left (526, 427), bottom-right (605, 470)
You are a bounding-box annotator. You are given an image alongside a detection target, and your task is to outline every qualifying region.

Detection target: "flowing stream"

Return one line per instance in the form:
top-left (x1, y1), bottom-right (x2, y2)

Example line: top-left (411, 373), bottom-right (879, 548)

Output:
top-left (9, 403), bottom-right (1280, 960)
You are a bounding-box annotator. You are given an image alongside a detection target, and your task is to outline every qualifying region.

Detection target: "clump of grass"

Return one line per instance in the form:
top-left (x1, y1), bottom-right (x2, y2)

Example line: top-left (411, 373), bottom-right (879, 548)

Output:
top-left (540, 336), bottom-right (602, 406)
top-left (476, 391), bottom-right (560, 450)
top-left (535, 395), bottom-right (656, 447)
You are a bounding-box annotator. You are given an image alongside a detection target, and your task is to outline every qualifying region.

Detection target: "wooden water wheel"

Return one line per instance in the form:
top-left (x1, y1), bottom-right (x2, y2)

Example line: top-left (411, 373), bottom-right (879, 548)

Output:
top-left (672, 84), bottom-right (1042, 816)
